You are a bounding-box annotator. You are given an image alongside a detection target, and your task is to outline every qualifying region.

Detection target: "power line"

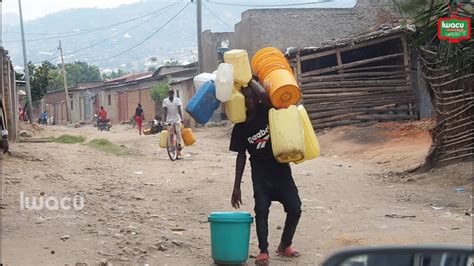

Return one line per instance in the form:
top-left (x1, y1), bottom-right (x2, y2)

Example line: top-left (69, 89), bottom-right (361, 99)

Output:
top-left (89, 2), bottom-right (192, 63)
top-left (202, 2), bottom-right (234, 30)
top-left (64, 3), bottom-right (178, 57)
top-left (2, 2), bottom-right (180, 43)
top-left (30, 47), bottom-right (59, 64)
top-left (45, 49), bottom-right (60, 62)
top-left (206, 0), bottom-right (332, 7)
top-left (25, 2), bottom-right (179, 64)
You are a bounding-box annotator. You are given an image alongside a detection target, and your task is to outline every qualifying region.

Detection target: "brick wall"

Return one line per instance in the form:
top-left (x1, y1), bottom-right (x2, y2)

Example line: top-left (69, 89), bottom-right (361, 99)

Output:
top-left (139, 89), bottom-right (155, 121)
top-left (0, 47), bottom-right (18, 141)
top-left (102, 91), bottom-right (117, 123)
top-left (44, 91), bottom-right (66, 104)
top-left (127, 90), bottom-right (140, 120)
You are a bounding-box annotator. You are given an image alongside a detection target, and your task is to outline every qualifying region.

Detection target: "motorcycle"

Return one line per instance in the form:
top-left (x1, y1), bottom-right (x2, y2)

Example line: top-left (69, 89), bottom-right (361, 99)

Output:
top-left (94, 114), bottom-right (111, 131)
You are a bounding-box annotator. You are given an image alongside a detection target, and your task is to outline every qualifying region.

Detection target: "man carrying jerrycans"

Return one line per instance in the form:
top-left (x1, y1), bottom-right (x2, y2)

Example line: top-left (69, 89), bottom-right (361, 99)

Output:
top-left (229, 78), bottom-right (302, 265)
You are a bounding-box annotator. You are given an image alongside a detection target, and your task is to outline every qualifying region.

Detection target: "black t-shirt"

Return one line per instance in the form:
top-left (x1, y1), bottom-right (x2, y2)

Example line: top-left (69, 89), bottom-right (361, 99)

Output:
top-left (135, 107), bottom-right (143, 117)
top-left (229, 104), bottom-right (275, 162)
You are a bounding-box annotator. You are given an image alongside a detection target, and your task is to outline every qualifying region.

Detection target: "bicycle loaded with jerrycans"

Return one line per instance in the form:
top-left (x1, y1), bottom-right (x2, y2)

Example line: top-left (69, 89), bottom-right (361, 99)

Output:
top-left (160, 122), bottom-right (196, 161)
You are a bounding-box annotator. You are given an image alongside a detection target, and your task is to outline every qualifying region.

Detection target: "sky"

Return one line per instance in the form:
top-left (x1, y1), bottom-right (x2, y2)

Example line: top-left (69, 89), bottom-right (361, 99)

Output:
top-left (2, 0), bottom-right (356, 21)
top-left (2, 0), bottom-right (141, 21)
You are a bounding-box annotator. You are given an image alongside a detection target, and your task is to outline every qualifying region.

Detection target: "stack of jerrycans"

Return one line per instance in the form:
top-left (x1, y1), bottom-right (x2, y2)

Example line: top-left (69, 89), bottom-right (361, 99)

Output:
top-left (250, 47), bottom-right (320, 164)
top-left (222, 49), bottom-right (253, 124)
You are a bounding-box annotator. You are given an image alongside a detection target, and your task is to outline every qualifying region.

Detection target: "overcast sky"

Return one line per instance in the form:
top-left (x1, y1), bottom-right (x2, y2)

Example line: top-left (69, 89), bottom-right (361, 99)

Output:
top-left (2, 0), bottom-right (356, 21)
top-left (2, 0), bottom-right (141, 21)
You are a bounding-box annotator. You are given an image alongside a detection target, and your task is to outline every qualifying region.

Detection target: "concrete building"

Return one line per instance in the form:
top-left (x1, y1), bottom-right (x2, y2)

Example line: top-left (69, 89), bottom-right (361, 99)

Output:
top-left (44, 90), bottom-right (67, 125)
top-left (44, 64), bottom-right (198, 126)
top-left (200, 0), bottom-right (399, 71)
top-left (201, 30), bottom-right (233, 73)
top-left (0, 47), bottom-right (18, 141)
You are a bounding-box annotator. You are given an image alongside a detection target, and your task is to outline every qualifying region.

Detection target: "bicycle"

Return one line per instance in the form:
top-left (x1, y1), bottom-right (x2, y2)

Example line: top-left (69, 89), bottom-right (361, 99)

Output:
top-left (163, 122), bottom-right (181, 161)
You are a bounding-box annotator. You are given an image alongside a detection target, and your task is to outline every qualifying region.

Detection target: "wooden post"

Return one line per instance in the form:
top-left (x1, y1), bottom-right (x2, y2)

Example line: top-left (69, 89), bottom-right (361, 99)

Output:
top-left (296, 53), bottom-right (302, 87)
top-left (336, 49), bottom-right (343, 74)
top-left (401, 35), bottom-right (414, 116)
top-left (59, 41), bottom-right (71, 123)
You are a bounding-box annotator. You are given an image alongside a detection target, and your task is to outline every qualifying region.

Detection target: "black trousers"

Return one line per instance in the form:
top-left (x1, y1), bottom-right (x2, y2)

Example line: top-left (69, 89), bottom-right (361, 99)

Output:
top-left (250, 159), bottom-right (302, 253)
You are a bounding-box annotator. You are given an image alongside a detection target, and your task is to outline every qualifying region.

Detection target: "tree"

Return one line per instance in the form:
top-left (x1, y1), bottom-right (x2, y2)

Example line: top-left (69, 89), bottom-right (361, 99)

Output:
top-left (60, 61), bottom-right (101, 87)
top-left (397, 0), bottom-right (472, 74)
top-left (28, 61), bottom-right (51, 102)
top-left (164, 59), bottom-right (180, 66)
top-left (148, 66), bottom-right (157, 72)
top-left (398, 0), bottom-right (473, 170)
top-left (47, 69), bottom-right (64, 92)
top-left (150, 78), bottom-right (170, 115)
top-left (102, 69), bottom-right (129, 80)
top-left (15, 71), bottom-right (24, 81)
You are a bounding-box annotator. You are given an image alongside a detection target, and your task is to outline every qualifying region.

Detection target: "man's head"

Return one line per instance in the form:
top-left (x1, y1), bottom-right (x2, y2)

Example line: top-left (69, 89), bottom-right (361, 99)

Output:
top-left (138, 103), bottom-right (142, 108)
top-left (241, 86), bottom-right (259, 111)
top-left (168, 89), bottom-right (174, 99)
top-left (100, 106), bottom-right (104, 110)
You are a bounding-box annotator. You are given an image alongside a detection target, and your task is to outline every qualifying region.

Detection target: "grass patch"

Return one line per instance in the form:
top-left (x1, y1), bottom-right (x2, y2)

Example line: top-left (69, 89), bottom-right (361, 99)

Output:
top-left (86, 139), bottom-right (132, 156)
top-left (53, 134), bottom-right (86, 144)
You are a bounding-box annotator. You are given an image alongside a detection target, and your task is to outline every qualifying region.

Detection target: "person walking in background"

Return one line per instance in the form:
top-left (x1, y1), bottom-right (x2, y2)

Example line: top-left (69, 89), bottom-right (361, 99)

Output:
top-left (40, 111), bottom-right (48, 125)
top-left (134, 103), bottom-right (144, 135)
top-left (19, 107), bottom-right (25, 121)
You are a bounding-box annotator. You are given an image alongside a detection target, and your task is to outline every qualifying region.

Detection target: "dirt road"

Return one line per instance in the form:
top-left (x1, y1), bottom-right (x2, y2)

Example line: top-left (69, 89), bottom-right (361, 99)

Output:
top-left (1, 122), bottom-right (472, 265)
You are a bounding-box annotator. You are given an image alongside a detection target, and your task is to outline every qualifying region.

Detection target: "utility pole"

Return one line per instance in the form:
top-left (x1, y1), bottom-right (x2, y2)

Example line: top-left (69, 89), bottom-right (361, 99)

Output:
top-left (18, 0), bottom-right (34, 123)
top-left (196, 0), bottom-right (203, 73)
top-left (58, 40), bottom-right (71, 123)
top-left (1, 1), bottom-right (3, 46)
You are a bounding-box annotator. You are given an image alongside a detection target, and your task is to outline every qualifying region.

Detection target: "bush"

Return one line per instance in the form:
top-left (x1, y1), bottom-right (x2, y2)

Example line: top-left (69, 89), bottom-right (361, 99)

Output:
top-left (150, 79), bottom-right (170, 104)
top-left (86, 139), bottom-right (132, 156)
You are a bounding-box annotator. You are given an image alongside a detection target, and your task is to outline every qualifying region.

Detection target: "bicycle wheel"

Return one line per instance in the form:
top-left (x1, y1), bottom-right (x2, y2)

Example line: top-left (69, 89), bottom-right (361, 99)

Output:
top-left (166, 132), bottom-right (178, 161)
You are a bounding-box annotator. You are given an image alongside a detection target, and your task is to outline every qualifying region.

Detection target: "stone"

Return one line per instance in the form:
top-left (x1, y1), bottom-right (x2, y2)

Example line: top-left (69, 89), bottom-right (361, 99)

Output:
top-left (19, 131), bottom-right (32, 138)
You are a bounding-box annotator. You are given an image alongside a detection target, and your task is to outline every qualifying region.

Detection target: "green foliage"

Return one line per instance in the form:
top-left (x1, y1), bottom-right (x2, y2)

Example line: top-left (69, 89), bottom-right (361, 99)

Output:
top-left (15, 71), bottom-right (24, 81)
top-left (399, 0), bottom-right (473, 76)
top-left (150, 78), bottom-right (170, 104)
top-left (29, 61), bottom-right (50, 102)
top-left (393, 0), bottom-right (444, 17)
top-left (58, 61), bottom-right (101, 87)
top-left (54, 134), bottom-right (86, 144)
top-left (86, 139), bottom-right (132, 156)
top-left (164, 59), bottom-right (180, 66)
top-left (102, 69), bottom-right (129, 80)
top-left (47, 69), bottom-right (64, 92)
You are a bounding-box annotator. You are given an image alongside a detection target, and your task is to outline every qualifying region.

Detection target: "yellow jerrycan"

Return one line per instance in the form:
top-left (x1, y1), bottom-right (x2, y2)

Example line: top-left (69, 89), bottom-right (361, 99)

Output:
top-left (159, 129), bottom-right (169, 148)
top-left (225, 85), bottom-right (246, 123)
top-left (224, 49), bottom-right (252, 86)
top-left (295, 105), bottom-right (320, 164)
top-left (182, 128), bottom-right (197, 146)
top-left (269, 105), bottom-right (305, 163)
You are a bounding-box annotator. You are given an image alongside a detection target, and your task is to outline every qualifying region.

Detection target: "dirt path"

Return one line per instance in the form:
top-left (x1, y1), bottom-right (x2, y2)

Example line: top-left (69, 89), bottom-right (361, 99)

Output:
top-left (1, 123), bottom-right (472, 265)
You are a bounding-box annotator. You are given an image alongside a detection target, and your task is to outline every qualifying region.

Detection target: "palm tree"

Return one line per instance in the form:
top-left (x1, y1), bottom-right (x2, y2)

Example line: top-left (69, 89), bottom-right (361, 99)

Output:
top-left (409, 0), bottom-right (473, 75)
top-left (401, 0), bottom-right (473, 169)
